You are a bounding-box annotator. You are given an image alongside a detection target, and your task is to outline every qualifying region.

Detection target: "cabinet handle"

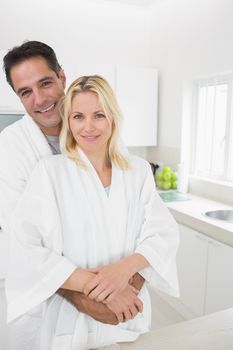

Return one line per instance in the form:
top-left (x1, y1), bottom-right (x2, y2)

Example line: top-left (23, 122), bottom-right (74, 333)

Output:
top-left (195, 234), bottom-right (207, 241)
top-left (208, 240), bottom-right (221, 247)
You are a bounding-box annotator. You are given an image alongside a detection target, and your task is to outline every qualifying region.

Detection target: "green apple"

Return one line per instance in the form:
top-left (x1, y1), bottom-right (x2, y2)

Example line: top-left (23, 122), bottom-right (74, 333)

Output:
top-left (162, 166), bottom-right (171, 174)
top-left (156, 172), bottom-right (163, 181)
top-left (171, 180), bottom-right (177, 189)
top-left (162, 181), bottom-right (171, 190)
top-left (162, 172), bottom-right (172, 181)
top-left (171, 172), bottom-right (178, 181)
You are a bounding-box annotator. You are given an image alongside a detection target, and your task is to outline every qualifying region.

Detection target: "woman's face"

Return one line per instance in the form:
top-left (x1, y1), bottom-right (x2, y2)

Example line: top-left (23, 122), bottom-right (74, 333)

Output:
top-left (69, 91), bottom-right (112, 157)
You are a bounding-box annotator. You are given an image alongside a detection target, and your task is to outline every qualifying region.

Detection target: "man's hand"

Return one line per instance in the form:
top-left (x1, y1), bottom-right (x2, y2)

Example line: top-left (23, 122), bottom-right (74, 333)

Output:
top-left (57, 273), bottom-right (144, 325)
top-left (104, 284), bottom-right (143, 323)
top-left (57, 288), bottom-right (118, 325)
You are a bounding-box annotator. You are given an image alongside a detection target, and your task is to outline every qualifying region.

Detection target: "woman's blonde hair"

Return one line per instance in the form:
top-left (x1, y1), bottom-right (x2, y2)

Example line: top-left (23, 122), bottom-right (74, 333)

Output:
top-left (59, 75), bottom-right (130, 169)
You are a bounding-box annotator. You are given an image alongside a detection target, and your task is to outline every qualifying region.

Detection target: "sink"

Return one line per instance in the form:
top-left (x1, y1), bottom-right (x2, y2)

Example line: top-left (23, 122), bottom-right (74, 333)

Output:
top-left (204, 210), bottom-right (233, 223)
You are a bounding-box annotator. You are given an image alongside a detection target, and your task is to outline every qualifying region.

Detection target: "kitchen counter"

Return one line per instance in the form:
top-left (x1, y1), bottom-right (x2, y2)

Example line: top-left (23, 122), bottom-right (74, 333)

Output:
top-left (103, 307), bottom-right (233, 349)
top-left (164, 193), bottom-right (233, 247)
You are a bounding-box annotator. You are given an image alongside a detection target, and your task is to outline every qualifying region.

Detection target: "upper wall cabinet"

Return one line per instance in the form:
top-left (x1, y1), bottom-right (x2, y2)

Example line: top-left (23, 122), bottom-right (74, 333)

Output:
top-left (115, 66), bottom-right (158, 147)
top-left (66, 62), bottom-right (158, 147)
top-left (0, 50), bottom-right (24, 113)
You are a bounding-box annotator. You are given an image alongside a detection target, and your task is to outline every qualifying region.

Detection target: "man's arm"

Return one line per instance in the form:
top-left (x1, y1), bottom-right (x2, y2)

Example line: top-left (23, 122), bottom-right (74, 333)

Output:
top-left (57, 273), bottom-right (145, 325)
top-left (57, 288), bottom-right (119, 325)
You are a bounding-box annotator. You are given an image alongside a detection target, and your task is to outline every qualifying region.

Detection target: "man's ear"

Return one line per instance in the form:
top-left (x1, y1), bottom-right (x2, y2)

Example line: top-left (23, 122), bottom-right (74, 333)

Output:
top-left (59, 69), bottom-right (66, 89)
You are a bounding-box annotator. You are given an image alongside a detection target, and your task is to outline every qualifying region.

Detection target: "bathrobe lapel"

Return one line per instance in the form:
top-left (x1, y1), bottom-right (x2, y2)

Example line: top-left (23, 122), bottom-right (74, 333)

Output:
top-left (78, 150), bottom-right (129, 263)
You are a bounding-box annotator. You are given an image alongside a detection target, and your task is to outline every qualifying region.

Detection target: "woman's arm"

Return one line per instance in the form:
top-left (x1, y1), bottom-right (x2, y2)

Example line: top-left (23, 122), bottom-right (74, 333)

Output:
top-left (83, 253), bottom-right (148, 302)
top-left (133, 162), bottom-right (180, 296)
top-left (61, 268), bottom-right (95, 292)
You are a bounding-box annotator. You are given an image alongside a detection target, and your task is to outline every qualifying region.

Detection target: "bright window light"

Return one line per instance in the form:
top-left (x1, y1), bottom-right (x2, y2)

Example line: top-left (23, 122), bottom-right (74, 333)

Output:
top-left (192, 74), bottom-right (233, 183)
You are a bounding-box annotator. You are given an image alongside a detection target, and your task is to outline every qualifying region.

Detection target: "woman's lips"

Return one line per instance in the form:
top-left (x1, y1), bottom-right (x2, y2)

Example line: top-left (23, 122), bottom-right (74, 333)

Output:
top-left (81, 135), bottom-right (99, 141)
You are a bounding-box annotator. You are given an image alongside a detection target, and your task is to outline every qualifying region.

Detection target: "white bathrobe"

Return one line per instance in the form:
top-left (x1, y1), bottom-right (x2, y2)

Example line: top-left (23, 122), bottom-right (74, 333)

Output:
top-left (0, 114), bottom-right (52, 349)
top-left (0, 113), bottom-right (52, 235)
top-left (6, 150), bottom-right (179, 350)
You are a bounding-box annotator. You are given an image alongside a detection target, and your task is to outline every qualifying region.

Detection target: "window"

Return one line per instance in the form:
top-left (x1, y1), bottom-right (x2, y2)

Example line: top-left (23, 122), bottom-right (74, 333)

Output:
top-left (191, 74), bottom-right (233, 184)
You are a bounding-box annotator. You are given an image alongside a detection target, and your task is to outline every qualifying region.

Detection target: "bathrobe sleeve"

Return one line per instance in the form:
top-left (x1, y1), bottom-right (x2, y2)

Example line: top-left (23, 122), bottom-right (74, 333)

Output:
top-left (0, 116), bottom-right (52, 234)
top-left (0, 129), bottom-right (28, 233)
top-left (134, 160), bottom-right (180, 297)
top-left (6, 160), bottom-right (76, 323)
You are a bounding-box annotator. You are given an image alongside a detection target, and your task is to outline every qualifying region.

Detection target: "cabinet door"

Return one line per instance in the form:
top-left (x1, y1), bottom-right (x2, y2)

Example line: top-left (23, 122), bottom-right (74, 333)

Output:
top-left (0, 230), bottom-right (9, 279)
top-left (205, 238), bottom-right (233, 314)
top-left (0, 50), bottom-right (23, 112)
top-left (115, 66), bottom-right (158, 147)
top-left (177, 224), bottom-right (208, 316)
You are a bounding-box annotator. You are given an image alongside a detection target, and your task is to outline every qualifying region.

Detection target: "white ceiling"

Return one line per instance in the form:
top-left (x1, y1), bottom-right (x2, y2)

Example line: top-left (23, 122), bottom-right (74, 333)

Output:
top-left (106, 0), bottom-right (158, 7)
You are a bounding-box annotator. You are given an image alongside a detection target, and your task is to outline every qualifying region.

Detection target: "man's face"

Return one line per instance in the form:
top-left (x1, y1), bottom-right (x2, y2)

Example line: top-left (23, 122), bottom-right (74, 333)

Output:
top-left (10, 56), bottom-right (66, 136)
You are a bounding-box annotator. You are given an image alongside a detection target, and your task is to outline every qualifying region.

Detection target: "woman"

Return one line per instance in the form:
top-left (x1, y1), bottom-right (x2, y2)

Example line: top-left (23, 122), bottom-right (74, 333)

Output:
top-left (6, 75), bottom-right (179, 350)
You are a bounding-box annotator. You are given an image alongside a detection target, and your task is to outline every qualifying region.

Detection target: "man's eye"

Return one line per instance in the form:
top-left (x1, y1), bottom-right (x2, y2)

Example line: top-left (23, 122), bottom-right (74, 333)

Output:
top-left (21, 90), bottom-right (30, 97)
top-left (42, 81), bottom-right (52, 87)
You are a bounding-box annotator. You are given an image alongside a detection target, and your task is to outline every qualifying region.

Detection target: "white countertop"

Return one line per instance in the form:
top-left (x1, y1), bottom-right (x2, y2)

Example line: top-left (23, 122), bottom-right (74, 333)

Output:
top-left (164, 193), bottom-right (233, 247)
top-left (113, 307), bottom-right (233, 350)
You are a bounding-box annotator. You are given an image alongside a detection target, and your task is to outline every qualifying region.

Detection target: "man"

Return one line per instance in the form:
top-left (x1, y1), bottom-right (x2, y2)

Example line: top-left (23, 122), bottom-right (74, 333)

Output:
top-left (0, 41), bottom-right (144, 349)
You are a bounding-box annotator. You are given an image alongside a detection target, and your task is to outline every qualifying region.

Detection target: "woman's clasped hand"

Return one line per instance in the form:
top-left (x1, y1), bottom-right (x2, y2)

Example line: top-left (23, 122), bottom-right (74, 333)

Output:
top-left (82, 260), bottom-right (143, 322)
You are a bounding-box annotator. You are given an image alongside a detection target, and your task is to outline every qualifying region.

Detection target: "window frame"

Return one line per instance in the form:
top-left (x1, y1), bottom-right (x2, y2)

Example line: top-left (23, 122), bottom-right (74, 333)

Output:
top-left (191, 73), bottom-right (233, 185)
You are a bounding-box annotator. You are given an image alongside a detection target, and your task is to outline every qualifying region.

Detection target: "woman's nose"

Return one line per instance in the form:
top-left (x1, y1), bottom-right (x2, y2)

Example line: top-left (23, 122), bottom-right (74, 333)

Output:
top-left (84, 119), bottom-right (95, 132)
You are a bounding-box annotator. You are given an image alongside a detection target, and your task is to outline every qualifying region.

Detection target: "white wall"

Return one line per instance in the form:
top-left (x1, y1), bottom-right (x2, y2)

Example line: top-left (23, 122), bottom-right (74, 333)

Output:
top-left (2, 0), bottom-right (232, 166)
top-left (0, 0), bottom-right (152, 157)
top-left (0, 0), bottom-right (151, 73)
top-left (147, 0), bottom-right (233, 168)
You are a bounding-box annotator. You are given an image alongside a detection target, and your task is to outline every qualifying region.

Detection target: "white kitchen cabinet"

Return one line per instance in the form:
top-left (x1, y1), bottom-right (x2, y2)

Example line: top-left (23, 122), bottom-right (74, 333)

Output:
top-left (0, 50), bottom-right (23, 112)
top-left (162, 223), bottom-right (233, 319)
top-left (178, 224), bottom-right (233, 317)
top-left (177, 224), bottom-right (208, 316)
top-left (0, 281), bottom-right (9, 350)
top-left (115, 66), bottom-right (158, 146)
top-left (0, 230), bottom-right (9, 279)
top-left (205, 238), bottom-right (233, 314)
top-left (178, 225), bottom-right (233, 316)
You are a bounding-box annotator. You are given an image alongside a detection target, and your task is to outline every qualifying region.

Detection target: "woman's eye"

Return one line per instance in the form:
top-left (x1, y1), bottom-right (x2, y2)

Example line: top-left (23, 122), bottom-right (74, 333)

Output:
top-left (96, 113), bottom-right (105, 119)
top-left (73, 114), bottom-right (84, 120)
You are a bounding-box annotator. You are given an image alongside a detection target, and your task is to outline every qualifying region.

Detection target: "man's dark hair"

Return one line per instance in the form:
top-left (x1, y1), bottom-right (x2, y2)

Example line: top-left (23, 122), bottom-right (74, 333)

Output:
top-left (3, 40), bottom-right (62, 90)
